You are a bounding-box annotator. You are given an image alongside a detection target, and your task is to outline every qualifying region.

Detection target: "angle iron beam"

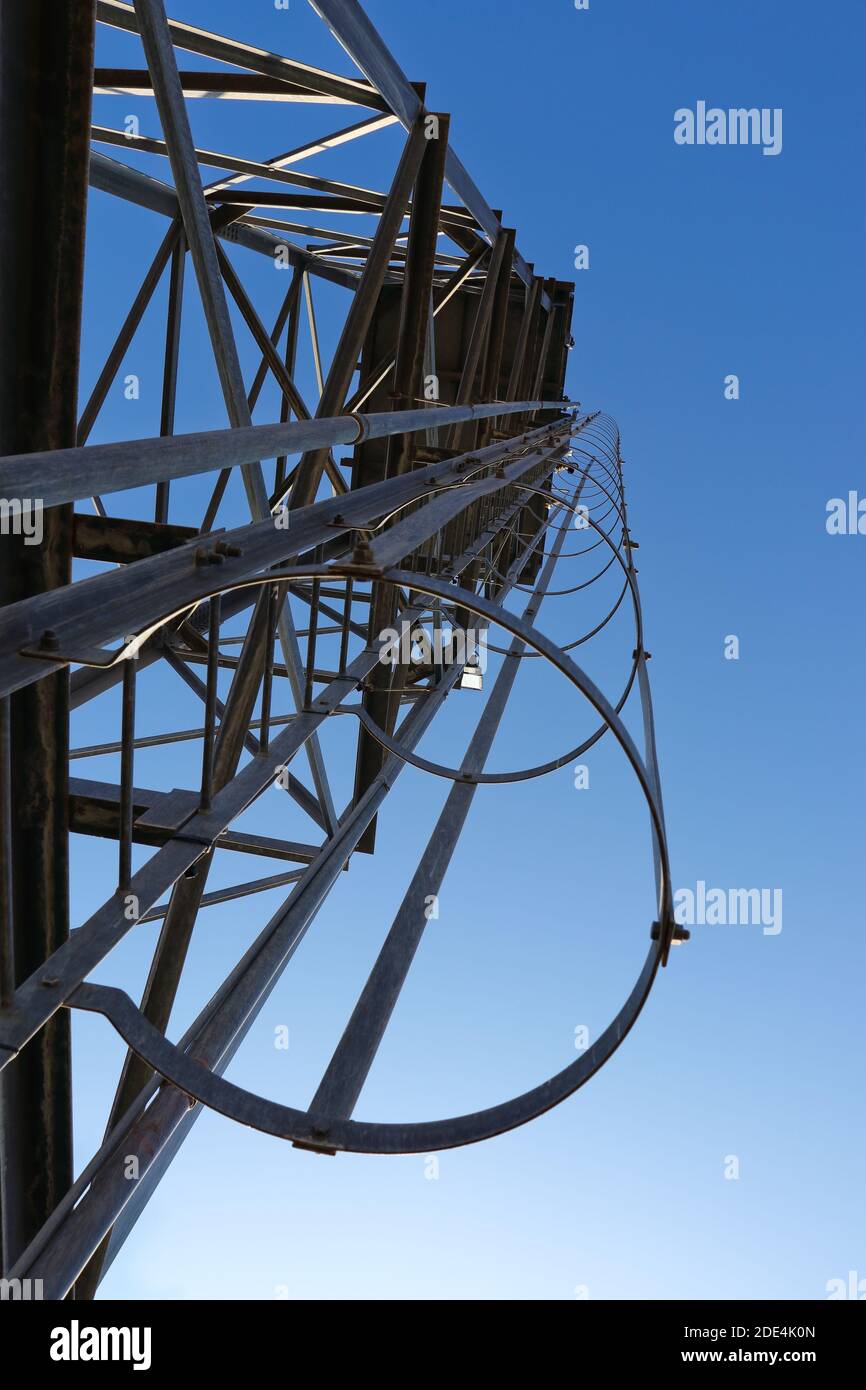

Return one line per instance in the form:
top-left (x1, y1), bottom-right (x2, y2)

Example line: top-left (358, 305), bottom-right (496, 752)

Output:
top-left (309, 0), bottom-right (545, 302)
top-left (89, 152), bottom-right (362, 291)
top-left (309, 495), bottom-right (575, 1118)
top-left (20, 506), bottom-right (550, 1296)
top-left (96, 1), bottom-right (390, 111)
top-left (289, 118), bottom-right (430, 508)
top-left (0, 419), bottom-right (581, 704)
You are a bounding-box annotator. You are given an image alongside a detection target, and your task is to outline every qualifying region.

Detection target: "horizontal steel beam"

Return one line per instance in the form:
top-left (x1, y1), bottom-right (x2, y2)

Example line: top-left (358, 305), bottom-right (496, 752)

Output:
top-left (94, 125), bottom-right (418, 220)
top-left (0, 425), bottom-right (573, 702)
top-left (89, 152), bottom-right (362, 291)
top-left (96, 0), bottom-right (545, 303)
top-left (95, 70), bottom-right (373, 104)
top-left (9, 501), bottom-right (549, 1295)
top-left (72, 513), bottom-right (195, 564)
top-left (0, 399), bottom-right (575, 509)
top-left (69, 779), bottom-right (321, 863)
top-left (0, 476), bottom-right (545, 1068)
top-left (96, 0), bottom-right (390, 110)
top-left (309, 0), bottom-right (545, 303)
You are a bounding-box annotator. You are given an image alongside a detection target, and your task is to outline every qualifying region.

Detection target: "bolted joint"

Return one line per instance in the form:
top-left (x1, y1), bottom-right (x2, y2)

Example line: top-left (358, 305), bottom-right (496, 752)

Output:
top-left (651, 921), bottom-right (690, 944)
top-left (195, 544), bottom-right (227, 566)
top-left (351, 533), bottom-right (374, 566)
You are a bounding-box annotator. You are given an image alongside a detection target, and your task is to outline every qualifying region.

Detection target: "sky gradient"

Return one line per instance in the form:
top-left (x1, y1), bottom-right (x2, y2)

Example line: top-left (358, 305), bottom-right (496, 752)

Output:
top-left (67, 0), bottom-right (866, 1300)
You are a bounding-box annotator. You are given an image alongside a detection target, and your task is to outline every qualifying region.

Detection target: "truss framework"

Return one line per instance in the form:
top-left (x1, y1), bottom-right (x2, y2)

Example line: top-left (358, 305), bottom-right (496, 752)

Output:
top-left (0, 0), bottom-right (678, 1299)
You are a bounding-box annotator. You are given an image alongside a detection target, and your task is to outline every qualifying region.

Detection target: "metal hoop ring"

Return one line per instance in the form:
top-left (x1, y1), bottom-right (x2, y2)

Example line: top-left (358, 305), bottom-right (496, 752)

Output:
top-left (65, 562), bottom-right (671, 1156)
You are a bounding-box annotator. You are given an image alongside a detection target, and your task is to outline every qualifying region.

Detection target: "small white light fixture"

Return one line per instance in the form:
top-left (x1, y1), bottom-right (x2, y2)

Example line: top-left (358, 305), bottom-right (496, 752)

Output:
top-left (460, 662), bottom-right (483, 691)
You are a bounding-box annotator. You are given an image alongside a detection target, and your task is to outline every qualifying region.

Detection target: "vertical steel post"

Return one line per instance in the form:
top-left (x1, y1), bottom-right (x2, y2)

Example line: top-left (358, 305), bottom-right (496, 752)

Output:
top-left (0, 0), bottom-right (95, 1272)
top-left (118, 657), bottom-right (137, 892)
top-left (156, 228), bottom-right (186, 523)
top-left (384, 113), bottom-right (450, 479)
top-left (0, 698), bottom-right (13, 1008)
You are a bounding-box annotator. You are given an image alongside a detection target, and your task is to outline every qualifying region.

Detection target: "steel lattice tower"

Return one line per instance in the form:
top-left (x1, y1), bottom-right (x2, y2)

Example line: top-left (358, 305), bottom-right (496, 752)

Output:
top-left (0, 0), bottom-right (680, 1299)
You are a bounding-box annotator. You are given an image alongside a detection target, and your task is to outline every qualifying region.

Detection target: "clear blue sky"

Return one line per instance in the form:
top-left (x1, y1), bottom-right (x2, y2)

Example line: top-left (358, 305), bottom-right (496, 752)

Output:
top-left (69, 0), bottom-right (865, 1299)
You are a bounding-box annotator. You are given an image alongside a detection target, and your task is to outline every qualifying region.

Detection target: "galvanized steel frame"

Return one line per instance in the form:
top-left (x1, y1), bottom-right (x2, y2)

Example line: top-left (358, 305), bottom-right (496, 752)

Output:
top-left (0, 0), bottom-right (679, 1299)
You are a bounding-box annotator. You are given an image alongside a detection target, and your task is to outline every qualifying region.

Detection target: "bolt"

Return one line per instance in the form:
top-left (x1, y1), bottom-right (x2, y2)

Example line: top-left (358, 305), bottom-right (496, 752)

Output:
top-left (40, 629), bottom-right (59, 650)
top-left (651, 921), bottom-right (690, 945)
top-left (351, 534), bottom-right (374, 566)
